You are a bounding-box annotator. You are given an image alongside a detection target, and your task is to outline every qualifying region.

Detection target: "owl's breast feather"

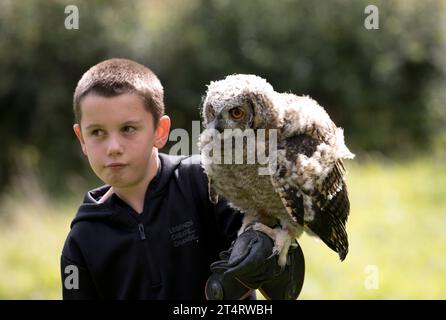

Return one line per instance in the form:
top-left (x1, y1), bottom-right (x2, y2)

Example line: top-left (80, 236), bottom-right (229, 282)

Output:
top-left (204, 161), bottom-right (286, 219)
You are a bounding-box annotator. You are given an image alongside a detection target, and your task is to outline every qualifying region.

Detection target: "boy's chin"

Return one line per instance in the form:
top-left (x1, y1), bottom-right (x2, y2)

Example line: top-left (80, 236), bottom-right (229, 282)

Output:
top-left (101, 176), bottom-right (127, 188)
top-left (103, 177), bottom-right (141, 190)
top-left (105, 180), bottom-right (131, 189)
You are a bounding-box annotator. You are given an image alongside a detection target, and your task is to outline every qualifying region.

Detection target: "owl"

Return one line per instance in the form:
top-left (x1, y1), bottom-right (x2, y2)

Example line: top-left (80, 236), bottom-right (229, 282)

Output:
top-left (198, 74), bottom-right (355, 267)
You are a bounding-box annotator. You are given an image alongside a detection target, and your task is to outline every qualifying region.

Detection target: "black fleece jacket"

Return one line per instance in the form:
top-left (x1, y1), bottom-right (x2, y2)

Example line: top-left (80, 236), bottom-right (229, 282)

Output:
top-left (60, 153), bottom-right (243, 299)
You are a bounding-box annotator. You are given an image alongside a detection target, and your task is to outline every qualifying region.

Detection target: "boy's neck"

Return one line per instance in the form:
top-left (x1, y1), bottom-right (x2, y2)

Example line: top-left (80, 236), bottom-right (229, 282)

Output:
top-left (103, 150), bottom-right (160, 214)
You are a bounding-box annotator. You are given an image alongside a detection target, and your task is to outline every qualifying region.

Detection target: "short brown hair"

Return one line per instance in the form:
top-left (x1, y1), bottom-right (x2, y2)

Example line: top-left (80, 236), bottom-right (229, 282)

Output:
top-left (73, 58), bottom-right (164, 126)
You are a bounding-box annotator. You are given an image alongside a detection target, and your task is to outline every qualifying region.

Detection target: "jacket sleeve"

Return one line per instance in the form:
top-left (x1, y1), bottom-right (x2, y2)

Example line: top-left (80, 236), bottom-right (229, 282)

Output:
top-left (60, 232), bottom-right (99, 299)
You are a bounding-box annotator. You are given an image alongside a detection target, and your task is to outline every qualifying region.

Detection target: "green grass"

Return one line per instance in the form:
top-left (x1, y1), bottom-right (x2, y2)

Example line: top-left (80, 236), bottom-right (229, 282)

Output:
top-left (0, 158), bottom-right (445, 299)
top-left (298, 157), bottom-right (446, 299)
top-left (0, 195), bottom-right (76, 299)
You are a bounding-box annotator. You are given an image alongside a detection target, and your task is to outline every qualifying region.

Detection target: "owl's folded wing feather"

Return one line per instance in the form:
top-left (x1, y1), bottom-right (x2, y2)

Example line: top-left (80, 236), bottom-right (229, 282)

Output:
top-left (271, 134), bottom-right (350, 260)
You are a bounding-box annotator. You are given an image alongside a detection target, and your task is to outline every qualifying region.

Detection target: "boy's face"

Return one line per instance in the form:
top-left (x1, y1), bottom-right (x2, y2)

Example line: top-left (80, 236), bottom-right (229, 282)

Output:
top-left (73, 93), bottom-right (170, 189)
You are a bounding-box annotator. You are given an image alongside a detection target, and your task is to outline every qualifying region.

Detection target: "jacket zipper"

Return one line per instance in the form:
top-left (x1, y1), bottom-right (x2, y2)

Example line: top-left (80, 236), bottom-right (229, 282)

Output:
top-left (137, 222), bottom-right (161, 286)
top-left (138, 223), bottom-right (146, 240)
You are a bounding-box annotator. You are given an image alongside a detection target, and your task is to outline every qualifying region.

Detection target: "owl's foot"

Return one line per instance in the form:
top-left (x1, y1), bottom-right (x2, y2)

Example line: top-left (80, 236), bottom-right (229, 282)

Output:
top-left (251, 223), bottom-right (293, 268)
top-left (274, 230), bottom-right (292, 268)
top-left (238, 215), bottom-right (260, 236)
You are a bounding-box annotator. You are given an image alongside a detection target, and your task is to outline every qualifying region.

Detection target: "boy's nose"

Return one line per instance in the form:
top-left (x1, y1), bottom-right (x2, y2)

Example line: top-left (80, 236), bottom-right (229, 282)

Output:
top-left (106, 136), bottom-right (124, 157)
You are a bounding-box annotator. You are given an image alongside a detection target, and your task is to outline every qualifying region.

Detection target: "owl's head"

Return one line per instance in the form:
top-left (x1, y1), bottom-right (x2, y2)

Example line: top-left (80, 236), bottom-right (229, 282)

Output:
top-left (201, 74), bottom-right (280, 132)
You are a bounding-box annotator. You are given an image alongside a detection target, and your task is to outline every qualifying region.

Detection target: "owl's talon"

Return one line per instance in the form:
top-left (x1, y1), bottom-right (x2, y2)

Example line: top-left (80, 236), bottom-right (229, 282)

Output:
top-left (278, 254), bottom-right (288, 268)
top-left (251, 222), bottom-right (277, 239)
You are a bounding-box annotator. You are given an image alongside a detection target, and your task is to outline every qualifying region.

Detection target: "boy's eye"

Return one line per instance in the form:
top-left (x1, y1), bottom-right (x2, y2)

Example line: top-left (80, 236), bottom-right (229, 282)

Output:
top-left (91, 129), bottom-right (105, 137)
top-left (122, 126), bottom-right (136, 134)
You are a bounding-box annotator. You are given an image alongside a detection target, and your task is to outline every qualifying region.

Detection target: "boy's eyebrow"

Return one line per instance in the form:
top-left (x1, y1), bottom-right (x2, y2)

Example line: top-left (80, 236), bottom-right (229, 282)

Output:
top-left (122, 120), bottom-right (142, 126)
top-left (84, 123), bottom-right (102, 131)
top-left (84, 120), bottom-right (142, 131)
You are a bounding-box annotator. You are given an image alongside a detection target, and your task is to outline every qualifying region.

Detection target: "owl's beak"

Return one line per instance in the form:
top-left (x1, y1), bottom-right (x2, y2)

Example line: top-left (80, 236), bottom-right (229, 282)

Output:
top-left (209, 119), bottom-right (224, 133)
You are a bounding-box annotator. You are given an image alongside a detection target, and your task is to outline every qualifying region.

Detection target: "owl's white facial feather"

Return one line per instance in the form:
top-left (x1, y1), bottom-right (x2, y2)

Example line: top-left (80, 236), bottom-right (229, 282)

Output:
top-left (203, 74), bottom-right (275, 114)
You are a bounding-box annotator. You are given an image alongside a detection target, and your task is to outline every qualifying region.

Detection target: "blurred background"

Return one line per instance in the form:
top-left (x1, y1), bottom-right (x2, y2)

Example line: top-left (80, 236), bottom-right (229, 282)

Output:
top-left (0, 0), bottom-right (445, 299)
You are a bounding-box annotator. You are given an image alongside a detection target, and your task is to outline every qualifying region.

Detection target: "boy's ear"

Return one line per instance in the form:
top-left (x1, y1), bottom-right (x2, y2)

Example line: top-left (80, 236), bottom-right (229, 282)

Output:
top-left (154, 115), bottom-right (171, 149)
top-left (73, 124), bottom-right (87, 156)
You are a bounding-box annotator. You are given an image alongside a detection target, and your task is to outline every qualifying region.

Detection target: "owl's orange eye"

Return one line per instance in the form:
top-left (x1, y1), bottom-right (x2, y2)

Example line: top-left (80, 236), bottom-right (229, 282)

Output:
top-left (229, 108), bottom-right (245, 120)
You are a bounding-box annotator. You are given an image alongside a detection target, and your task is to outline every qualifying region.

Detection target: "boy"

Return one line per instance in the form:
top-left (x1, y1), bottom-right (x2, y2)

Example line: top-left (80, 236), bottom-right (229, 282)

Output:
top-left (61, 58), bottom-right (304, 299)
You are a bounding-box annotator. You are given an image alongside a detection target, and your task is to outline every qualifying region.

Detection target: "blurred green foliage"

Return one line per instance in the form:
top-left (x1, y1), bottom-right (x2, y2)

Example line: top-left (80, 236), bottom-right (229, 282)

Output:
top-left (0, 0), bottom-right (445, 194)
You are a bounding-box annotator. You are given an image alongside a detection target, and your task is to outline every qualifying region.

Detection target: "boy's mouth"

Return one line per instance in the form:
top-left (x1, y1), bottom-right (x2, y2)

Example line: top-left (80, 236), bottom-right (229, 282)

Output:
top-left (105, 162), bottom-right (128, 169)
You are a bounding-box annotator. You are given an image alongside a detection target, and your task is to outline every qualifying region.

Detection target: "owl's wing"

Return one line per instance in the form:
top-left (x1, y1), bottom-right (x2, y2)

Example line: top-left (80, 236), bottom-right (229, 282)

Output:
top-left (272, 133), bottom-right (350, 260)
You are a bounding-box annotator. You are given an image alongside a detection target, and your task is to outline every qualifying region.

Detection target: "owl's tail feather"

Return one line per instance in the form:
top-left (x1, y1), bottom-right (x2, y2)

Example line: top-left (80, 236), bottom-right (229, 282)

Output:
top-left (306, 211), bottom-right (349, 262)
